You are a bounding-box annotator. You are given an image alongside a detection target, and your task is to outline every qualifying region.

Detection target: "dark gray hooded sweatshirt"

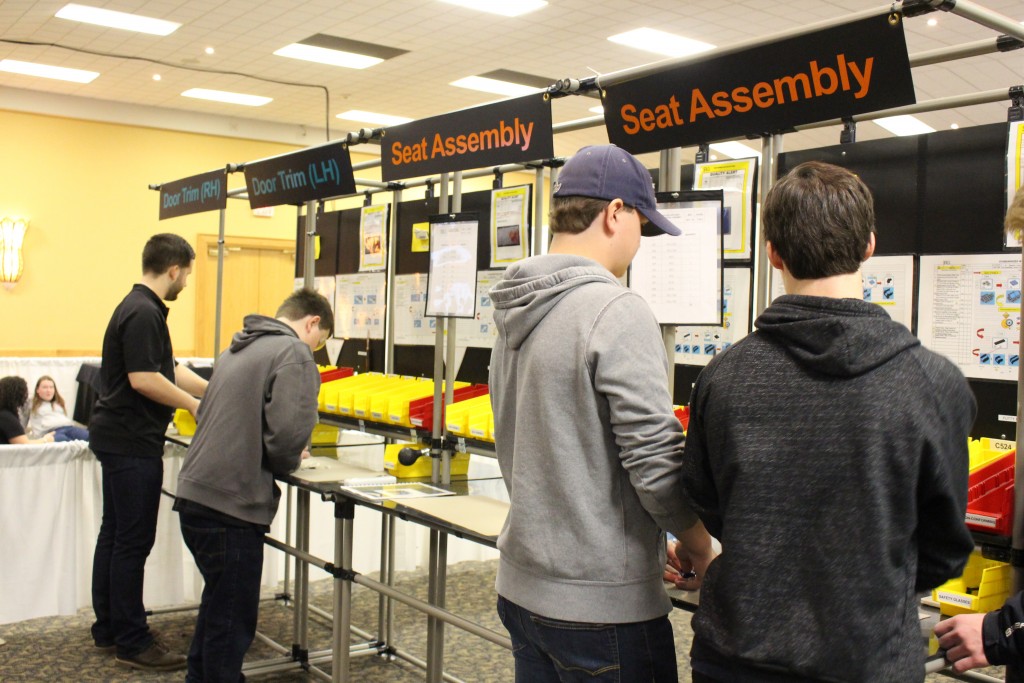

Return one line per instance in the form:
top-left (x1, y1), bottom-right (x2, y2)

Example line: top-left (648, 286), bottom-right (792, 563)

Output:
top-left (683, 294), bottom-right (976, 683)
top-left (176, 315), bottom-right (320, 526)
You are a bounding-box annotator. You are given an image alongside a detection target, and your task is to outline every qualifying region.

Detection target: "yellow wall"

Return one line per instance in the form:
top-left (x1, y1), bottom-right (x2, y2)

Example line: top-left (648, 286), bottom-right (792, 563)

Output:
top-left (0, 109), bottom-right (545, 356)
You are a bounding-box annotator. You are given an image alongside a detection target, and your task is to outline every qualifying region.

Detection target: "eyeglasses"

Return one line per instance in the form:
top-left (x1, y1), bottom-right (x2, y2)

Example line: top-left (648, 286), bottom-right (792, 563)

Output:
top-left (314, 333), bottom-right (330, 352)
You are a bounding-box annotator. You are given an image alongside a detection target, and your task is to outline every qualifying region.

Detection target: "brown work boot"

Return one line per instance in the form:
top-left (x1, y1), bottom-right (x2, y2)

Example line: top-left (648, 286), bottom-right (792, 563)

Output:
top-left (115, 639), bottom-right (186, 671)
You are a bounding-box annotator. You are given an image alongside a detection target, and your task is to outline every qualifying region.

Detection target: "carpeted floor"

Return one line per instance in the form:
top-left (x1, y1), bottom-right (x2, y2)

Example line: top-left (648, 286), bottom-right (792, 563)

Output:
top-left (0, 559), bottom-right (1007, 682)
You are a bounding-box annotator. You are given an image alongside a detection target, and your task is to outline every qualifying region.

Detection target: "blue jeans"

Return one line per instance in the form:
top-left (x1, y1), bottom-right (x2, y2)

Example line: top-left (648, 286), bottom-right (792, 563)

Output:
top-left (496, 595), bottom-right (678, 683)
top-left (180, 512), bottom-right (265, 683)
top-left (91, 452), bottom-right (163, 656)
top-left (53, 425), bottom-right (89, 442)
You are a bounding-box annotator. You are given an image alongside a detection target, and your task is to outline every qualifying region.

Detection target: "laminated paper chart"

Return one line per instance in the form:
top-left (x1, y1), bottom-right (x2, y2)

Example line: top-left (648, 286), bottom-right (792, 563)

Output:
top-left (675, 268), bottom-right (751, 365)
top-left (918, 253), bottom-right (1022, 380)
top-left (334, 272), bottom-right (387, 340)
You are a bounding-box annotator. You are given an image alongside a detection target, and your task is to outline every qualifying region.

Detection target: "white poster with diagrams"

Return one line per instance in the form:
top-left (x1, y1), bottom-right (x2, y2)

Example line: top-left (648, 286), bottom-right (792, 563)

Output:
top-left (630, 195), bottom-right (722, 325)
top-left (457, 270), bottom-right (503, 348)
top-left (675, 267), bottom-right (751, 365)
top-left (358, 204), bottom-right (388, 271)
top-left (333, 272), bottom-right (387, 340)
top-left (767, 255), bottom-right (915, 331)
top-left (1006, 121), bottom-right (1024, 249)
top-left (392, 273), bottom-right (437, 346)
top-left (918, 253), bottom-right (1022, 380)
top-left (693, 158), bottom-right (756, 261)
top-left (490, 186), bottom-right (530, 267)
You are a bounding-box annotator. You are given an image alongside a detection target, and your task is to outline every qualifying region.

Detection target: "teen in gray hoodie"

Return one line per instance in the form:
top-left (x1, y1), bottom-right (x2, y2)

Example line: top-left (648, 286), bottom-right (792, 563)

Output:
top-left (174, 288), bottom-right (333, 683)
top-left (489, 144), bottom-right (713, 682)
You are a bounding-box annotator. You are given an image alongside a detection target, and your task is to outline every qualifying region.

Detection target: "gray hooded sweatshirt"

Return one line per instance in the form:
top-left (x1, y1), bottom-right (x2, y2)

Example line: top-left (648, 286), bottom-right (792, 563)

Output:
top-left (176, 315), bottom-right (320, 526)
top-left (488, 253), bottom-right (699, 624)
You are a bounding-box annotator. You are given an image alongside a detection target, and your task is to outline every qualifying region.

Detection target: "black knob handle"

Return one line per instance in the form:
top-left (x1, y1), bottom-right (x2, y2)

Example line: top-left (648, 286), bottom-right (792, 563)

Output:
top-left (398, 447), bottom-right (423, 466)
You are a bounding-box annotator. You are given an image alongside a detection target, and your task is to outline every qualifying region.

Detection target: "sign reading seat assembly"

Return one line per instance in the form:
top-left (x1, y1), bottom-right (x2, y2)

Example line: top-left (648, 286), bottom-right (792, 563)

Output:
top-left (243, 141), bottom-right (356, 209)
top-left (602, 14), bottom-right (915, 154)
top-left (382, 93), bottom-right (553, 182)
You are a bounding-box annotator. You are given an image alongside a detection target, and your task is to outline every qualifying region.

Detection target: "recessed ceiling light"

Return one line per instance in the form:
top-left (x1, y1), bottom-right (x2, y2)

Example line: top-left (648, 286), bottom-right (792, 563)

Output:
top-left (927, 18), bottom-right (938, 26)
top-left (608, 28), bottom-right (715, 58)
top-left (950, 123), bottom-right (959, 129)
top-left (0, 58), bottom-right (99, 83)
top-left (152, 74), bottom-right (161, 81)
top-left (451, 76), bottom-right (539, 97)
top-left (204, 47), bottom-right (215, 55)
top-left (437, 0), bottom-right (548, 17)
top-left (589, 105), bottom-right (605, 115)
top-left (55, 3), bottom-right (180, 36)
top-left (337, 110), bottom-right (412, 126)
top-left (709, 141), bottom-right (759, 159)
top-left (274, 34), bottom-right (407, 70)
top-left (874, 115), bottom-right (935, 136)
top-left (181, 88), bottom-right (271, 107)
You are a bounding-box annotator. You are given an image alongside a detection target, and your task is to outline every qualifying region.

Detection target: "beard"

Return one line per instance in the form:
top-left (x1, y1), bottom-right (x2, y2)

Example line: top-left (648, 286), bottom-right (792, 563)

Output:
top-left (165, 279), bottom-right (184, 301)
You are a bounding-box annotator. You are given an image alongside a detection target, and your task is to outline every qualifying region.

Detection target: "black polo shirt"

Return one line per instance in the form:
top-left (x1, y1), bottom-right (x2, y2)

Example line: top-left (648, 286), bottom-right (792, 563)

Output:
top-left (89, 284), bottom-right (176, 458)
top-left (0, 409), bottom-right (25, 444)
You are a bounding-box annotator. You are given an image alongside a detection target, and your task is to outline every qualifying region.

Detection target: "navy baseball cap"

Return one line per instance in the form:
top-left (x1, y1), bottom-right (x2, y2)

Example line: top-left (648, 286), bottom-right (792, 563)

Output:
top-left (553, 144), bottom-right (680, 237)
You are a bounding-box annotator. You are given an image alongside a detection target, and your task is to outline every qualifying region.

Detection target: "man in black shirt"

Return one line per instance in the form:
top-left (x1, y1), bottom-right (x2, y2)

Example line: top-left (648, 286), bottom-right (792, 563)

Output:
top-left (89, 233), bottom-right (208, 672)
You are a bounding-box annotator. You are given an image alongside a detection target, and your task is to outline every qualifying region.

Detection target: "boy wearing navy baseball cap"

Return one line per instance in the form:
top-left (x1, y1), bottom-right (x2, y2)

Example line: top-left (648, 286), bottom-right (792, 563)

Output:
top-left (488, 144), bottom-right (713, 681)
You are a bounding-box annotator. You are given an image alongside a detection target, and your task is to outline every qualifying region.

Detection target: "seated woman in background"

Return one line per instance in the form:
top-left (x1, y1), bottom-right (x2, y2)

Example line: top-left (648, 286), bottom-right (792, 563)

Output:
top-left (0, 376), bottom-right (53, 445)
top-left (27, 375), bottom-right (89, 442)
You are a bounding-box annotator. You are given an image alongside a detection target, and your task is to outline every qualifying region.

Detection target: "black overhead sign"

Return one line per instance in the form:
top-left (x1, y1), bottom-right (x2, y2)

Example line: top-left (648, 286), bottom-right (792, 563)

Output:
top-left (602, 13), bottom-right (916, 154)
top-left (243, 141), bottom-right (356, 209)
top-left (159, 169), bottom-right (227, 220)
top-left (381, 93), bottom-right (553, 182)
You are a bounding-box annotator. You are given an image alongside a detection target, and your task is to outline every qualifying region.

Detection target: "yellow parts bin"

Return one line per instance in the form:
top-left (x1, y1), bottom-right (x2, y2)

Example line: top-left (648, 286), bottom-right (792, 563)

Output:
top-left (382, 442), bottom-right (470, 479)
top-left (968, 437), bottom-right (1015, 471)
top-left (445, 394), bottom-right (493, 441)
top-left (933, 551), bottom-right (1012, 617)
top-left (310, 423), bottom-right (340, 446)
top-left (173, 408), bottom-right (196, 436)
top-left (386, 380), bottom-right (468, 428)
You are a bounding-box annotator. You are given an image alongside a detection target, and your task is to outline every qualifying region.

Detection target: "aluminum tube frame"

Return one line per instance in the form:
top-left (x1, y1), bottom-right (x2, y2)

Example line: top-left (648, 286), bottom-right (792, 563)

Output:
top-left (214, 208), bottom-right (226, 358)
top-left (331, 506), bottom-right (354, 683)
top-left (303, 201), bottom-right (316, 289)
top-left (794, 88), bottom-right (1015, 131)
top-left (351, 571), bottom-right (512, 649)
top-left (1014, 245), bottom-right (1024, 683)
top-left (754, 135), bottom-right (778, 317)
top-left (386, 515), bottom-right (397, 646)
top-left (428, 532), bottom-right (449, 683)
top-left (940, 0), bottom-right (1024, 41)
top-left (385, 186), bottom-right (402, 374)
top-left (431, 173), bottom-right (450, 485)
top-left (533, 166), bottom-right (545, 256)
top-left (657, 147), bottom-right (683, 395)
top-left (909, 37), bottom-right (1012, 67)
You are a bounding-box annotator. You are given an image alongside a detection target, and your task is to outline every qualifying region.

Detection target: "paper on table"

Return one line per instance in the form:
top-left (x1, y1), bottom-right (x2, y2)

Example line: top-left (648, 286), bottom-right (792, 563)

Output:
top-left (398, 495), bottom-right (509, 538)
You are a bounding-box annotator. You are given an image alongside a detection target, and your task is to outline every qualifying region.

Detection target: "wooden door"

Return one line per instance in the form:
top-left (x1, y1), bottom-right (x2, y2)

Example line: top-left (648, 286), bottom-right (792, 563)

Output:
top-left (195, 235), bottom-right (296, 357)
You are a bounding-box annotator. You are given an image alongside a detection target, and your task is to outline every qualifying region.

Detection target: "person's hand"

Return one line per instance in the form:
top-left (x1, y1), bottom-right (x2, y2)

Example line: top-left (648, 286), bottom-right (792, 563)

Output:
top-left (42, 432), bottom-right (55, 443)
top-left (934, 613), bottom-right (989, 672)
top-left (665, 536), bottom-right (716, 591)
top-left (300, 448), bottom-right (311, 460)
top-left (188, 398), bottom-right (201, 419)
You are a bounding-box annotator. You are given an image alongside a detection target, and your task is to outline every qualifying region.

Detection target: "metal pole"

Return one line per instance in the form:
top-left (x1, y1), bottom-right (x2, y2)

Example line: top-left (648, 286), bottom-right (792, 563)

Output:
top-left (214, 208), bottom-right (226, 358)
top-left (909, 37), bottom-right (1018, 67)
top-left (1012, 227), bottom-right (1024, 683)
top-left (426, 530), bottom-right (439, 683)
top-left (332, 502), bottom-right (354, 683)
top-left (795, 89), bottom-right (1016, 132)
top-left (441, 173), bottom-right (463, 486)
top-left (754, 135), bottom-right (776, 316)
top-left (429, 532), bottom-right (449, 682)
top-left (386, 514), bottom-right (396, 647)
top-left (385, 187), bottom-right (402, 375)
top-left (938, 0), bottom-right (1024, 41)
top-left (303, 201), bottom-right (316, 289)
top-left (431, 173), bottom-right (450, 485)
top-left (657, 148), bottom-right (682, 397)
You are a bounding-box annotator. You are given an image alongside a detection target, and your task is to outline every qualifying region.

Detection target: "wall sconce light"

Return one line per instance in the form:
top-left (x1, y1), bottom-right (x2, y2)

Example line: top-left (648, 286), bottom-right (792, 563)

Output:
top-left (0, 217), bottom-right (28, 289)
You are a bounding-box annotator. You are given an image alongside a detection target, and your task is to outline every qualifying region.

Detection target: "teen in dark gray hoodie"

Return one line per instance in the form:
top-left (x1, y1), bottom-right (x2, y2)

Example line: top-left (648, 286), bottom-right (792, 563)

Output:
top-left (489, 145), bottom-right (713, 682)
top-left (174, 288), bottom-right (333, 683)
top-left (683, 161), bottom-right (975, 683)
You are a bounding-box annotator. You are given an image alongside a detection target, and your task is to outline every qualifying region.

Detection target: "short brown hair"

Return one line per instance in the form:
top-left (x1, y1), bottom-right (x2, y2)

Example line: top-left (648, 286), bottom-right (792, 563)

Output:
top-left (549, 196), bottom-right (611, 235)
top-left (763, 161), bottom-right (875, 280)
top-left (277, 288), bottom-right (335, 337)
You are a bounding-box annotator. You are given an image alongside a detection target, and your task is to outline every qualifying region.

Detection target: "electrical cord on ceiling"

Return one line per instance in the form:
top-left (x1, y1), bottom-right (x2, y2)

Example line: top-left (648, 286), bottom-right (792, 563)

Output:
top-left (0, 38), bottom-right (332, 141)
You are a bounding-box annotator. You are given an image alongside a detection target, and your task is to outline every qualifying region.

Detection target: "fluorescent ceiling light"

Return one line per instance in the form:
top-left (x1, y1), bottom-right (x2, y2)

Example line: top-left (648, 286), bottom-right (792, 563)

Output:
top-left (709, 141), bottom-right (759, 159)
top-left (0, 59), bottom-right (98, 83)
top-left (181, 88), bottom-right (271, 107)
top-left (438, 0), bottom-right (548, 17)
top-left (589, 105), bottom-right (605, 115)
top-left (337, 110), bottom-right (412, 126)
top-left (275, 34), bottom-right (406, 69)
top-left (274, 44), bottom-right (382, 69)
top-left (873, 115), bottom-right (935, 136)
top-left (608, 28), bottom-right (715, 58)
top-left (55, 3), bottom-right (180, 36)
top-left (451, 76), bottom-right (539, 97)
